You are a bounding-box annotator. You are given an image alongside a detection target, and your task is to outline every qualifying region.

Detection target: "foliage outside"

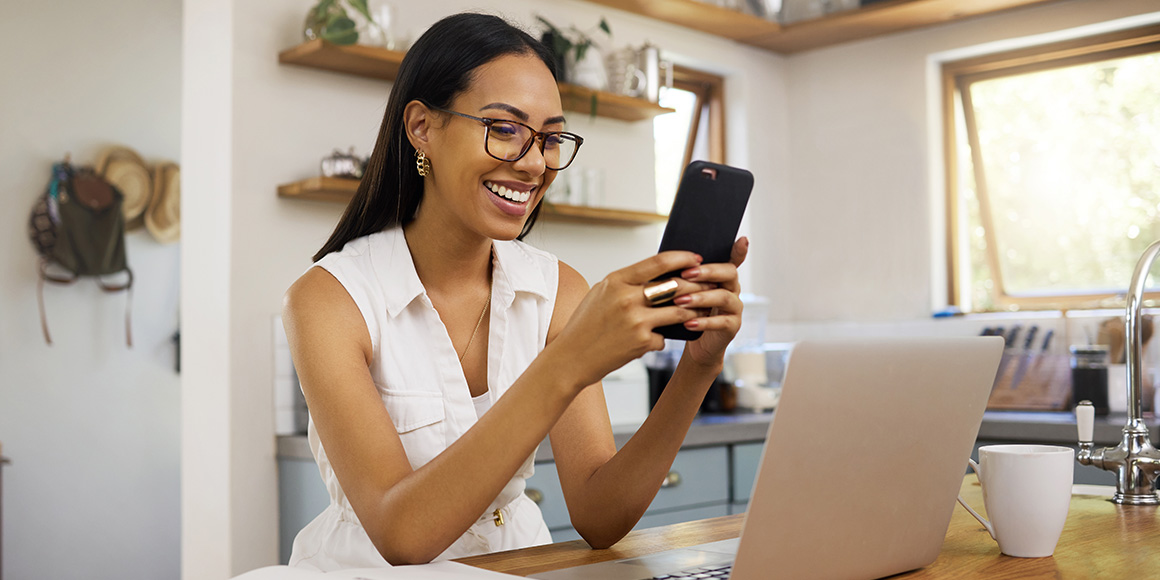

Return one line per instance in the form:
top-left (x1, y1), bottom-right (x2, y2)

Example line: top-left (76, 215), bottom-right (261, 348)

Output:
top-left (960, 51), bottom-right (1160, 309)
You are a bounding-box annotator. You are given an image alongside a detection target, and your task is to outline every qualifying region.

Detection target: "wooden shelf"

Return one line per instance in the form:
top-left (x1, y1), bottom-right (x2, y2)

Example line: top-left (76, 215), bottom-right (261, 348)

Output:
top-left (540, 202), bottom-right (668, 226)
top-left (278, 39), bottom-right (673, 121)
top-left (582, 0), bottom-right (1062, 54)
top-left (277, 176), bottom-right (359, 204)
top-left (276, 177), bottom-right (668, 226)
top-left (278, 39), bottom-right (406, 80)
top-left (558, 83), bottom-right (673, 121)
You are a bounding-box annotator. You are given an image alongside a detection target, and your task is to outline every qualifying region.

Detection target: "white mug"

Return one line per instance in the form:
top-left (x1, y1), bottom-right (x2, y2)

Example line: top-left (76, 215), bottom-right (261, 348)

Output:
top-left (956, 444), bottom-right (1074, 558)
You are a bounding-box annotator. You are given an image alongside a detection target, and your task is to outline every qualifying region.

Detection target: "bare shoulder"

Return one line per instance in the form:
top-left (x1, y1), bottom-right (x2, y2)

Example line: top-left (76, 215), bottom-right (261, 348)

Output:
top-left (549, 261), bottom-right (591, 341)
top-left (283, 266), bottom-right (352, 324)
top-left (283, 266), bottom-right (372, 363)
top-left (557, 261), bottom-right (590, 303)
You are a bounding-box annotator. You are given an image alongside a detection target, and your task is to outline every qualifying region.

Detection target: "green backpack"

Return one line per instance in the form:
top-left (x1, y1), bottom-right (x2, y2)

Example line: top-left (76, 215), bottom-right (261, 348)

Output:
top-left (28, 159), bottom-right (134, 346)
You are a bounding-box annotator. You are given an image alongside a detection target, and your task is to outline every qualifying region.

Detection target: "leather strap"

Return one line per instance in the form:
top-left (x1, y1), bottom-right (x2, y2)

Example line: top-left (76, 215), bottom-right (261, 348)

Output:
top-left (97, 269), bottom-right (134, 347)
top-left (38, 261), bottom-right (134, 347)
top-left (37, 259), bottom-right (53, 345)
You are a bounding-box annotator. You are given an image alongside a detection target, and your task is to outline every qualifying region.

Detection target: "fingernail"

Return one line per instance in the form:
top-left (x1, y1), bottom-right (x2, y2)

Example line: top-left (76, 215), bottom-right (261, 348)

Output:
top-left (694, 254), bottom-right (703, 263)
top-left (674, 295), bottom-right (692, 305)
top-left (685, 319), bottom-right (701, 329)
top-left (682, 268), bottom-right (700, 279)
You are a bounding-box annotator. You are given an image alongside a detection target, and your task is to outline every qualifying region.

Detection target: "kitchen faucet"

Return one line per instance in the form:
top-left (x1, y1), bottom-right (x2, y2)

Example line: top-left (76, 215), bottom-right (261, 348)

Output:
top-left (1076, 240), bottom-right (1160, 505)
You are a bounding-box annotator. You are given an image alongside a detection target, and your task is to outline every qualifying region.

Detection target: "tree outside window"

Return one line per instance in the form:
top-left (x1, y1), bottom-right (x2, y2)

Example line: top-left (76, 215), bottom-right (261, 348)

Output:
top-left (945, 25), bottom-right (1160, 312)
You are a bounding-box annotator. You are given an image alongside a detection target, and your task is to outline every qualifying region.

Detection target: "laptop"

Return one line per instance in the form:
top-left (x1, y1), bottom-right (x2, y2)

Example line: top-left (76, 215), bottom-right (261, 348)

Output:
top-left (531, 337), bottom-right (1003, 580)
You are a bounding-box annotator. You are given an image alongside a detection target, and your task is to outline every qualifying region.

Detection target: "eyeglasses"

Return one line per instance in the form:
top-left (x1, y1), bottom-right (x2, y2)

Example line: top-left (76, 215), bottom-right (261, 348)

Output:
top-left (427, 104), bottom-right (583, 171)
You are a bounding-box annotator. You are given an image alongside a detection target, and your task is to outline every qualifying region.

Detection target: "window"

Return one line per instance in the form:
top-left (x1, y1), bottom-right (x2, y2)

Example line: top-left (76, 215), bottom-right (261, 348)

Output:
top-left (654, 66), bottom-right (725, 214)
top-left (944, 24), bottom-right (1160, 312)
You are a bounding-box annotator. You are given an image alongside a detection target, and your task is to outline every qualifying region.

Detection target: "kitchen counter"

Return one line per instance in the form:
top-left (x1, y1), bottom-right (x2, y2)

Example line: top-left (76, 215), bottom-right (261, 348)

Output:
top-left (275, 410), bottom-right (1160, 462)
top-left (455, 477), bottom-right (1160, 578)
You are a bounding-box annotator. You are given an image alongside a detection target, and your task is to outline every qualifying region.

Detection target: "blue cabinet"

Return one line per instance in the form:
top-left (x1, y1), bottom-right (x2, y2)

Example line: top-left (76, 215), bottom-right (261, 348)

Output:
top-left (279, 443), bottom-right (744, 555)
top-left (277, 457), bottom-right (330, 564)
top-left (526, 445), bottom-right (736, 543)
top-left (731, 441), bottom-right (764, 510)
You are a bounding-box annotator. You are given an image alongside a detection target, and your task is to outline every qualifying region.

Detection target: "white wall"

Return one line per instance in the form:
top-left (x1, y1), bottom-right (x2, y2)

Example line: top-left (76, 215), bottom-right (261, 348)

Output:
top-left (0, 1), bottom-right (182, 579)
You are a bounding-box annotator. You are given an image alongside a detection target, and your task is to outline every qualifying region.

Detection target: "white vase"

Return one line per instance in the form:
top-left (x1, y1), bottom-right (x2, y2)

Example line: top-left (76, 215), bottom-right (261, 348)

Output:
top-left (567, 47), bottom-right (608, 91)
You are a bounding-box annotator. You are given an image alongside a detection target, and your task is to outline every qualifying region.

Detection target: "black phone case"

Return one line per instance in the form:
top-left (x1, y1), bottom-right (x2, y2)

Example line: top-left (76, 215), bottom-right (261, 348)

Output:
top-left (654, 161), bottom-right (753, 341)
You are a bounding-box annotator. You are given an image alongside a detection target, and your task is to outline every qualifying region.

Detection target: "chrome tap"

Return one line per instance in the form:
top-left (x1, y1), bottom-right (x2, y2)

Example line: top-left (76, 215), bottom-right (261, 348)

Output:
top-left (1076, 240), bottom-right (1160, 505)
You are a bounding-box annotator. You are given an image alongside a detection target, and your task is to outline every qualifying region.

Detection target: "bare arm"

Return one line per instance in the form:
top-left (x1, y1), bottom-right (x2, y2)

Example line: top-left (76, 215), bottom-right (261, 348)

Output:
top-left (549, 238), bottom-right (749, 548)
top-left (284, 251), bottom-right (705, 564)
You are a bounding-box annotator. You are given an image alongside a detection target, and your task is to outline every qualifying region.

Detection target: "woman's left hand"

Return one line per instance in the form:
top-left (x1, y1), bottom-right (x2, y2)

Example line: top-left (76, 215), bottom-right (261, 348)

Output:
top-left (677, 237), bottom-right (749, 368)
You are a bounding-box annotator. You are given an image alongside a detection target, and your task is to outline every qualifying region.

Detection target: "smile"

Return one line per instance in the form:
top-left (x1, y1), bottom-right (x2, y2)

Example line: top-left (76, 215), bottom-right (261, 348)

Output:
top-left (485, 180), bottom-right (533, 204)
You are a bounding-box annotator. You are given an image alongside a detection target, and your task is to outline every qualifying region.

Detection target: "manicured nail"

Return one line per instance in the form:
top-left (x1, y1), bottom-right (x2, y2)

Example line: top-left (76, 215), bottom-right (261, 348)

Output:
top-left (695, 254), bottom-right (704, 263)
top-left (682, 268), bottom-right (700, 279)
top-left (674, 295), bottom-right (692, 305)
top-left (685, 319), bottom-right (701, 329)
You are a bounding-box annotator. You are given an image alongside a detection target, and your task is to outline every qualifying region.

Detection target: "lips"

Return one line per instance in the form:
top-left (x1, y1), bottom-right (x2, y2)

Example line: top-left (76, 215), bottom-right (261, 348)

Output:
top-left (484, 180), bottom-right (534, 204)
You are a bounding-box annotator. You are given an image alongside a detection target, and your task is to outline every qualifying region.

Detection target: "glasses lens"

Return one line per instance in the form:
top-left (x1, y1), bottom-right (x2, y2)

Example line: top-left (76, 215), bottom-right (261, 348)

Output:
top-left (543, 133), bottom-right (579, 170)
top-left (484, 121), bottom-right (580, 170)
top-left (485, 121), bottom-right (533, 161)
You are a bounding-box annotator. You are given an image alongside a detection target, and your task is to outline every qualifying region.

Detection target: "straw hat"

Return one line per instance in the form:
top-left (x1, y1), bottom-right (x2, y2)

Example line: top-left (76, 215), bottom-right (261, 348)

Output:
top-left (145, 161), bottom-right (180, 244)
top-left (97, 146), bottom-right (152, 231)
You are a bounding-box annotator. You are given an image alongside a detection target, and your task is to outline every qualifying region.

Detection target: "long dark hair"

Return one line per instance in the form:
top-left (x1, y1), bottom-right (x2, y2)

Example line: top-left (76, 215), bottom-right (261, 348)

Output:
top-left (312, 13), bottom-right (557, 263)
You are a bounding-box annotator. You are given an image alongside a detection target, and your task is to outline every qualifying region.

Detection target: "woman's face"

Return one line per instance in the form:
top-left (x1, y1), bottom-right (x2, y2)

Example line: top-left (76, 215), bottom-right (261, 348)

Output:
top-left (420, 52), bottom-right (565, 241)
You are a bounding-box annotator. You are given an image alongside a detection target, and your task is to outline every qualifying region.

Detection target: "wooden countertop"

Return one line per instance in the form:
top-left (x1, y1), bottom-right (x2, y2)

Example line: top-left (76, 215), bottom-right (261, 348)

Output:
top-left (457, 476), bottom-right (1159, 578)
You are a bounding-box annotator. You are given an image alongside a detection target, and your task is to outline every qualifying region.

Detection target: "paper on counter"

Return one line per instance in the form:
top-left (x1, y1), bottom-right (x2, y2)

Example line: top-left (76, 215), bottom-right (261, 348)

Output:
top-left (234, 562), bottom-right (520, 579)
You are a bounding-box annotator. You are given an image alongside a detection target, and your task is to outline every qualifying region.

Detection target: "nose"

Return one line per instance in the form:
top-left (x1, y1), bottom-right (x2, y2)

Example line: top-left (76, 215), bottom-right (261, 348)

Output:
top-left (511, 136), bottom-right (547, 176)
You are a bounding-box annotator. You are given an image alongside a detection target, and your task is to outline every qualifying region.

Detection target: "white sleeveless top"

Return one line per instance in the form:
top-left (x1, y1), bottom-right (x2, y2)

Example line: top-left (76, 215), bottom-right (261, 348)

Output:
top-left (289, 227), bottom-right (558, 571)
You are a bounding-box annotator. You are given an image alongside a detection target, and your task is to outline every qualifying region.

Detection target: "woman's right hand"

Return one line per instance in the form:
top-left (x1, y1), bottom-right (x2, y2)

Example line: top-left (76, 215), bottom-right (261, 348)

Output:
top-left (547, 251), bottom-right (711, 390)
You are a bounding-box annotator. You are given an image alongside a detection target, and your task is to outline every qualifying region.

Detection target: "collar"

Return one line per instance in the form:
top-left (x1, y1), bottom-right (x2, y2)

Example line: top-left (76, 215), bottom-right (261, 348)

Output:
top-left (373, 228), bottom-right (550, 317)
top-left (491, 239), bottom-right (551, 308)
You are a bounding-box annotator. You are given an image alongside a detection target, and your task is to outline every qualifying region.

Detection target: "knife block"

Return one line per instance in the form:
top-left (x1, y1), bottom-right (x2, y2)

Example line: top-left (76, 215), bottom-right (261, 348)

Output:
top-left (986, 353), bottom-right (1072, 411)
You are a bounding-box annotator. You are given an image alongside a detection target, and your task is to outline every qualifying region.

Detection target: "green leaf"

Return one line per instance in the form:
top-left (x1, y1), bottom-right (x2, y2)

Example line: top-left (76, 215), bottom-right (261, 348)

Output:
top-left (323, 15), bottom-right (358, 45)
top-left (575, 42), bottom-right (589, 63)
top-left (326, 15), bottom-right (356, 31)
top-left (346, 0), bottom-right (373, 23)
top-left (589, 93), bottom-right (598, 119)
top-left (535, 15), bottom-right (563, 36)
top-left (554, 36), bottom-right (573, 57)
top-left (599, 17), bottom-right (611, 36)
top-left (326, 28), bottom-right (359, 45)
top-left (312, 0), bottom-right (335, 22)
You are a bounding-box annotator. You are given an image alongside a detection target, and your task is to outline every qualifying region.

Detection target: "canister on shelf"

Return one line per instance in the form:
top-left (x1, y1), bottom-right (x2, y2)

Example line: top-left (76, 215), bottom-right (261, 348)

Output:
top-left (1070, 345), bottom-right (1110, 416)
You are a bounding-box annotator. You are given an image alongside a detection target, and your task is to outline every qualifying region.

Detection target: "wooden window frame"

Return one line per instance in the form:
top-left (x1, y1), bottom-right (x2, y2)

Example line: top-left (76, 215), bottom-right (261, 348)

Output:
top-left (672, 65), bottom-right (727, 167)
top-left (942, 24), bottom-right (1160, 311)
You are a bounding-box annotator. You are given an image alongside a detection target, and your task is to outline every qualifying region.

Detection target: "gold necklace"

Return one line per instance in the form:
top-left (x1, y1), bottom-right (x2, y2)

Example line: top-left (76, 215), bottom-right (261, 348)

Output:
top-left (459, 289), bottom-right (492, 362)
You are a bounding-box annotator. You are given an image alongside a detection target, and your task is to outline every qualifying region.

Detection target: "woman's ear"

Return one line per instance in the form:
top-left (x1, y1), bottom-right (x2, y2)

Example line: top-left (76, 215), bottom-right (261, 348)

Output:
top-left (402, 100), bottom-right (433, 151)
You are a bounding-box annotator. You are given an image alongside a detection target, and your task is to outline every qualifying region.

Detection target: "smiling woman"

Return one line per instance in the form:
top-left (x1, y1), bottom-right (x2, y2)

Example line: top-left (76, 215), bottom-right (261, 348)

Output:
top-left (280, 11), bottom-right (749, 572)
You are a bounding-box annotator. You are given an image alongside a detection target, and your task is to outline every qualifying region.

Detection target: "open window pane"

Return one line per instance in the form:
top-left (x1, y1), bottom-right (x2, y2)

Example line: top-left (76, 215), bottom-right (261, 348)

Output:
top-left (654, 86), bottom-right (699, 214)
top-left (956, 49), bottom-right (1160, 307)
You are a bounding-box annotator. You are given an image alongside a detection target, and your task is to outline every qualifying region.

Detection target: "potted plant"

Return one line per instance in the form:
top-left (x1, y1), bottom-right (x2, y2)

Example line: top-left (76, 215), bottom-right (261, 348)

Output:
top-left (536, 16), bottom-right (612, 91)
top-left (303, 0), bottom-right (375, 45)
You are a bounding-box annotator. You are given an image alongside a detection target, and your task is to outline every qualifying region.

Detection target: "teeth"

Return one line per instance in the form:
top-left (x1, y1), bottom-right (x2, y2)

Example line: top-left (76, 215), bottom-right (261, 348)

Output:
top-left (486, 181), bottom-right (532, 203)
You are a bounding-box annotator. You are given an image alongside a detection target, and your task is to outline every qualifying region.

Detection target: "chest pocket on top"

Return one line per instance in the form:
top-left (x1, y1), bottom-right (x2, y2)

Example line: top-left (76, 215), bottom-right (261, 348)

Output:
top-left (382, 389), bottom-right (446, 470)
top-left (382, 390), bottom-right (445, 432)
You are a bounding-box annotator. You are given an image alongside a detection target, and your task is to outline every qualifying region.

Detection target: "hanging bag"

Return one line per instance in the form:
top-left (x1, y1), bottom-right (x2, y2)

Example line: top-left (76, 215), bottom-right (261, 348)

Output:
top-left (27, 159), bottom-right (134, 346)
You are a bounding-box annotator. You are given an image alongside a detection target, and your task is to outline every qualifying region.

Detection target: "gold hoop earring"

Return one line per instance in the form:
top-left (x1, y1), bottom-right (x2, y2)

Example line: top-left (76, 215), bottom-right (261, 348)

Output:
top-left (415, 150), bottom-right (432, 177)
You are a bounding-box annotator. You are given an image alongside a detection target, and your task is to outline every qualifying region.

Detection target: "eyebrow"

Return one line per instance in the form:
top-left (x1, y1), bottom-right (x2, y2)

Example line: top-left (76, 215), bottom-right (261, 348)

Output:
top-left (479, 102), bottom-right (567, 128)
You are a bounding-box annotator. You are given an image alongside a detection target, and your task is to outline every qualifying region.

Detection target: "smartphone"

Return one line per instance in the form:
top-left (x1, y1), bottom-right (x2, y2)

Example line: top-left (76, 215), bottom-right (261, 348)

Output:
top-left (653, 161), bottom-right (753, 341)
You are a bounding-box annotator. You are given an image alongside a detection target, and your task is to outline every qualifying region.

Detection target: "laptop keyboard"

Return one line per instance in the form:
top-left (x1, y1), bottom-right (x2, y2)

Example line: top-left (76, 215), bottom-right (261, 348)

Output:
top-left (653, 564), bottom-right (732, 579)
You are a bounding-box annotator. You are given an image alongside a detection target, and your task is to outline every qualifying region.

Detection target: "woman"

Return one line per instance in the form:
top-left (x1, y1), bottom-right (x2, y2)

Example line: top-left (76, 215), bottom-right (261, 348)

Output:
top-left (282, 12), bottom-right (748, 570)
